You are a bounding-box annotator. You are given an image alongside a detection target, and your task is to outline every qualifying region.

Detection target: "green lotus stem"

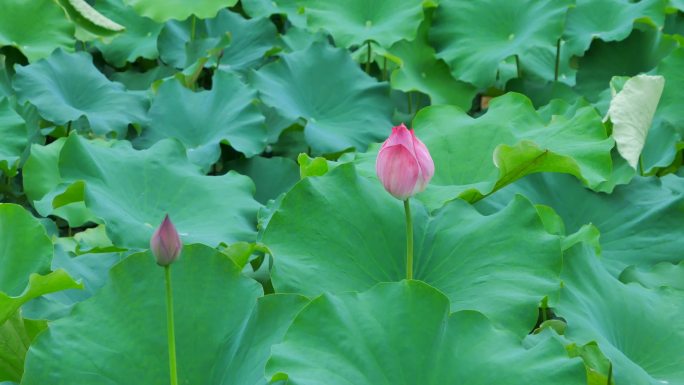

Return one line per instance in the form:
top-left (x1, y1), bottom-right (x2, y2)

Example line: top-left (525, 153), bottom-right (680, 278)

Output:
top-left (515, 54), bottom-right (522, 78)
top-left (554, 39), bottom-right (561, 82)
top-left (365, 41), bottom-right (371, 74)
top-left (383, 57), bottom-right (387, 81)
top-left (164, 266), bottom-right (179, 385)
top-left (639, 156), bottom-right (645, 176)
top-left (215, 48), bottom-right (224, 70)
top-left (191, 15), bottom-right (197, 42)
top-left (607, 362), bottom-right (613, 385)
top-left (404, 199), bottom-right (414, 280)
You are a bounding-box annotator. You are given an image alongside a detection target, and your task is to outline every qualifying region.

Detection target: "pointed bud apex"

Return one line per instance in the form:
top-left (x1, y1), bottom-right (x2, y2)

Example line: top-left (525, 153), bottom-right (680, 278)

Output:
top-left (150, 214), bottom-right (182, 266)
top-left (376, 124), bottom-right (435, 200)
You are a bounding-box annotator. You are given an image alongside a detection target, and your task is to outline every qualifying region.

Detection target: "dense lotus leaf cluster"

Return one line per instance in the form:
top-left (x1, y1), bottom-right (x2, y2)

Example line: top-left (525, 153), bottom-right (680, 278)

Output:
top-left (0, 0), bottom-right (683, 384)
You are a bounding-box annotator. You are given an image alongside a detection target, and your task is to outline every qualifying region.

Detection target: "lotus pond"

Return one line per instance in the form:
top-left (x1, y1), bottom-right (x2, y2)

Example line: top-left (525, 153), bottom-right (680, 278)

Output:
top-left (0, 0), bottom-right (683, 384)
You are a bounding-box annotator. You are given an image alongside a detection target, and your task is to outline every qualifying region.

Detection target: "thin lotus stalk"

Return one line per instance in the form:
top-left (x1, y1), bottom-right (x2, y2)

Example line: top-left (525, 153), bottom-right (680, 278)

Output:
top-left (607, 362), bottom-right (613, 385)
top-left (383, 56), bottom-right (388, 81)
top-left (164, 266), bottom-right (179, 385)
top-left (404, 199), bottom-right (414, 280)
top-left (554, 38), bottom-right (561, 82)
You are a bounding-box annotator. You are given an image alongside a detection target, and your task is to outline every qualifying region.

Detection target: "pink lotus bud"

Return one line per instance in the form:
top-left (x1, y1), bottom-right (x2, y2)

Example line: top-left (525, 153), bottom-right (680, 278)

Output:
top-left (150, 214), bottom-right (182, 266)
top-left (376, 124), bottom-right (435, 200)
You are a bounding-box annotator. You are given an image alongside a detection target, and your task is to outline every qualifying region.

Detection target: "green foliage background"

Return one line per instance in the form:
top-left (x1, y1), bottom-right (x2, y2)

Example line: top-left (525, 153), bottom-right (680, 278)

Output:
top-left (0, 0), bottom-right (683, 384)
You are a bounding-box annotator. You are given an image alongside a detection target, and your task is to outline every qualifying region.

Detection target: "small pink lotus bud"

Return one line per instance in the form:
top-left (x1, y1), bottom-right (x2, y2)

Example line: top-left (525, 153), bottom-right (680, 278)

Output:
top-left (376, 124), bottom-right (435, 200)
top-left (150, 214), bottom-right (182, 266)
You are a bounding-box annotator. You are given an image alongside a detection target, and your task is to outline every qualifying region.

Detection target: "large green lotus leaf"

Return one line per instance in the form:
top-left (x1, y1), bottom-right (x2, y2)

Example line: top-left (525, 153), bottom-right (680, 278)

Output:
top-left (135, 72), bottom-right (266, 169)
top-left (642, 47), bottom-right (684, 170)
top-left (1, 316), bottom-right (45, 382)
top-left (12, 50), bottom-right (148, 137)
top-left (506, 78), bottom-right (582, 108)
top-left (356, 93), bottom-right (612, 209)
top-left (242, 0), bottom-right (306, 28)
top-left (22, 139), bottom-right (97, 227)
top-left (121, 0), bottom-right (237, 22)
top-left (0, 313), bottom-right (45, 382)
top-left (620, 261), bottom-right (684, 291)
top-left (267, 281), bottom-right (586, 385)
top-left (429, 0), bottom-right (571, 88)
top-left (557, 241), bottom-right (684, 385)
top-left (389, 10), bottom-right (476, 110)
top-left (210, 293), bottom-right (309, 385)
top-left (563, 0), bottom-right (666, 59)
top-left (642, 121), bottom-right (682, 172)
top-left (250, 43), bottom-right (393, 154)
top-left (228, 156), bottom-right (299, 204)
top-left (0, 0), bottom-right (75, 62)
top-left (0, 196), bottom-right (81, 325)
top-left (279, 26), bottom-right (330, 53)
top-left (109, 65), bottom-right (177, 90)
top-left (0, 98), bottom-right (27, 177)
top-left (21, 245), bottom-right (307, 385)
top-left (590, 148), bottom-right (637, 193)
top-left (51, 134), bottom-right (261, 249)
top-left (477, 172), bottom-right (684, 275)
top-left (0, 204), bottom-right (53, 297)
top-left (263, 164), bottom-right (564, 337)
top-left (302, 0), bottom-right (424, 48)
top-left (0, 270), bottom-right (82, 325)
top-left (71, 225), bottom-right (122, 253)
top-left (252, 104), bottom-right (292, 145)
top-left (158, 9), bottom-right (278, 71)
top-left (12, 101), bottom-right (43, 158)
top-left (91, 0), bottom-right (164, 67)
top-left (0, 317), bottom-right (22, 381)
top-left (22, 250), bottom-right (124, 321)
top-left (575, 26), bottom-right (677, 103)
